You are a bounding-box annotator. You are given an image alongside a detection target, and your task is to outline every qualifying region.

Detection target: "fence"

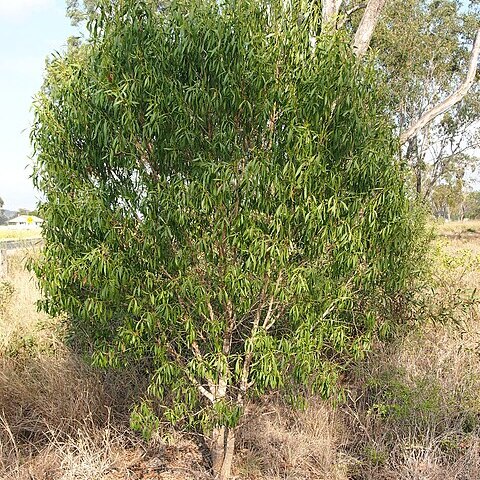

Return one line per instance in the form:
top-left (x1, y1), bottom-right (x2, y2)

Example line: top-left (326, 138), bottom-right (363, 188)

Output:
top-left (0, 238), bottom-right (44, 277)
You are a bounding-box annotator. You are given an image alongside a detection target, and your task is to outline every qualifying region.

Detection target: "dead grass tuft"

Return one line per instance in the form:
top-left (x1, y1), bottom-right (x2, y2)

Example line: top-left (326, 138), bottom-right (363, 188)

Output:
top-left (235, 397), bottom-right (348, 479)
top-left (1, 424), bottom-right (145, 480)
top-left (0, 351), bottom-right (111, 444)
top-left (343, 316), bottom-right (480, 479)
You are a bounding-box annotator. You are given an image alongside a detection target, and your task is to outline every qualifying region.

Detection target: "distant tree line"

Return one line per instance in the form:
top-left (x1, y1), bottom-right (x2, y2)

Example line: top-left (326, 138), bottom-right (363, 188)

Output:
top-left (432, 188), bottom-right (480, 221)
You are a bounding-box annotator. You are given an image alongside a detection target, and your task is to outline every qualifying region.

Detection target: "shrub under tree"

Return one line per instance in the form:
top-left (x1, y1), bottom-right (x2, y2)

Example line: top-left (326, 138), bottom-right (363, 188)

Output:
top-left (32, 0), bottom-right (425, 477)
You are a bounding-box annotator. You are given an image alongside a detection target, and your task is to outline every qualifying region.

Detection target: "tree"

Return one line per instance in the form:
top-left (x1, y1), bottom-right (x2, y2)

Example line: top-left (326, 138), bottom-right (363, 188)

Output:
top-left (430, 170), bottom-right (466, 220)
top-left (464, 190), bottom-right (480, 219)
top-left (66, 0), bottom-right (102, 25)
top-left (32, 1), bottom-right (424, 478)
top-left (17, 208), bottom-right (37, 216)
top-left (399, 29), bottom-right (480, 145)
top-left (321, 0), bottom-right (480, 155)
top-left (371, 0), bottom-right (480, 201)
top-left (0, 197), bottom-right (6, 225)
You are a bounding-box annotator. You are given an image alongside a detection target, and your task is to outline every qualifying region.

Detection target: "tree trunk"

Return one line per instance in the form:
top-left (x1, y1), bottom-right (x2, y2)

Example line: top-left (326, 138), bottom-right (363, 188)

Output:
top-left (415, 163), bottom-right (422, 197)
top-left (321, 0), bottom-right (343, 30)
top-left (404, 137), bottom-right (423, 198)
top-left (352, 0), bottom-right (387, 57)
top-left (211, 426), bottom-right (235, 480)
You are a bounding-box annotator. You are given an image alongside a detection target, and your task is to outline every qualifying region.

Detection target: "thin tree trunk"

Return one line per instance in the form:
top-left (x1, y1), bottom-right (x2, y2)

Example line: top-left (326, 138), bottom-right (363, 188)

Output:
top-left (415, 163), bottom-right (422, 197)
top-left (404, 137), bottom-right (422, 198)
top-left (209, 300), bottom-right (236, 480)
top-left (211, 426), bottom-right (225, 475)
top-left (400, 29), bottom-right (480, 144)
top-left (352, 0), bottom-right (387, 57)
top-left (220, 428), bottom-right (235, 479)
top-left (322, 0), bottom-right (343, 30)
top-left (211, 426), bottom-right (235, 480)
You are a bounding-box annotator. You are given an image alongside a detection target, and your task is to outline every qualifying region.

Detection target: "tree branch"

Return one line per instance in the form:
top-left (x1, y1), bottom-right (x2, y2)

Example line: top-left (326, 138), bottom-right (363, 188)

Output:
top-left (337, 3), bottom-right (367, 30)
top-left (166, 344), bottom-right (215, 403)
top-left (400, 29), bottom-right (480, 145)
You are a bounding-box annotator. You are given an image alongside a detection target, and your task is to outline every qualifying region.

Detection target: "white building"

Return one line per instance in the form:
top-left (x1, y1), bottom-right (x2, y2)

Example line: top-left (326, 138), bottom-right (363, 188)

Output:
top-left (7, 215), bottom-right (44, 229)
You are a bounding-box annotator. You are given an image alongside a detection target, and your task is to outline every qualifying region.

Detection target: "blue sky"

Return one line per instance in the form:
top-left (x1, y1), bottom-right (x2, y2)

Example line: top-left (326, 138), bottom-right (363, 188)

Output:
top-left (0, 0), bottom-right (77, 211)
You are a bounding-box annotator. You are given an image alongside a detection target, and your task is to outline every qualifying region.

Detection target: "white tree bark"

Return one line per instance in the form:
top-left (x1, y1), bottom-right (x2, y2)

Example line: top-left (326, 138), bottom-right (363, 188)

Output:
top-left (211, 426), bottom-right (235, 480)
top-left (352, 0), bottom-right (387, 57)
top-left (322, 0), bottom-right (343, 30)
top-left (400, 29), bottom-right (480, 145)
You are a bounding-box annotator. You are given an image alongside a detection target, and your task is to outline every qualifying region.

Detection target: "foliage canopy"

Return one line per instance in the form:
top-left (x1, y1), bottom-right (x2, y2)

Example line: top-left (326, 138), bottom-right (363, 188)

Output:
top-left (32, 0), bottom-right (425, 476)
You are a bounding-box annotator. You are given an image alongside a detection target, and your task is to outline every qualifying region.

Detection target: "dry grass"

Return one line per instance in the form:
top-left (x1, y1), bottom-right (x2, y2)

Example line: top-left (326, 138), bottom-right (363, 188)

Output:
top-left (338, 227), bottom-right (480, 480)
top-left (0, 248), bottom-right (116, 478)
top-left (0, 249), bottom-right (52, 351)
top-left (0, 226), bottom-right (42, 241)
top-left (1, 231), bottom-right (480, 479)
top-left (1, 426), bottom-right (141, 480)
top-left (434, 219), bottom-right (480, 236)
top-left (235, 397), bottom-right (348, 480)
top-left (343, 316), bottom-right (480, 479)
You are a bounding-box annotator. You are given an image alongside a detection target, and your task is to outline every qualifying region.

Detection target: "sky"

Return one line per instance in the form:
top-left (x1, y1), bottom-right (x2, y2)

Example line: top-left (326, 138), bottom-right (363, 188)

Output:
top-left (0, 0), bottom-right (77, 211)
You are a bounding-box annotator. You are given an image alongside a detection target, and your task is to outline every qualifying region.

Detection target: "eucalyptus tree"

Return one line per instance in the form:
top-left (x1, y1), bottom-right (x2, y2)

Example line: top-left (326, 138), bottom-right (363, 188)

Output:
top-left (430, 176), bottom-right (466, 220)
top-left (32, 0), bottom-right (423, 477)
top-left (322, 0), bottom-right (480, 162)
top-left (66, 0), bottom-right (480, 153)
top-left (372, 0), bottom-right (480, 199)
top-left (66, 0), bottom-right (97, 24)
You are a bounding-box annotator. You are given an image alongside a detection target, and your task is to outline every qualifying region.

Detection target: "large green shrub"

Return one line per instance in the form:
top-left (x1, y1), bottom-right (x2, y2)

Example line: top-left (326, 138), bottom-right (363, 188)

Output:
top-left (32, 0), bottom-right (424, 477)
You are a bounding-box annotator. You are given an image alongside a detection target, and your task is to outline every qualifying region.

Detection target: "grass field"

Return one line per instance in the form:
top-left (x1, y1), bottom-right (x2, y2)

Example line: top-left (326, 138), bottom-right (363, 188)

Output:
top-left (0, 225), bottom-right (479, 479)
top-left (434, 218), bottom-right (480, 236)
top-left (0, 226), bottom-right (42, 241)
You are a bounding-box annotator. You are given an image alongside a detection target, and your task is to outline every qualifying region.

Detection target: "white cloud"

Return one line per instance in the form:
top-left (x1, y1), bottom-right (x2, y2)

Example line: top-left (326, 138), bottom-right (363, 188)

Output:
top-left (0, 0), bottom-right (54, 19)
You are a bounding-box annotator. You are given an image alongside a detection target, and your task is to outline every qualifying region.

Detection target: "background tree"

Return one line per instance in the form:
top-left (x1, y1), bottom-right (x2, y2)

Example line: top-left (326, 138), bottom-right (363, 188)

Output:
top-left (430, 173), bottom-right (466, 220)
top-left (16, 208), bottom-right (38, 216)
top-left (464, 190), bottom-right (480, 219)
top-left (0, 197), bottom-right (6, 225)
top-left (370, 0), bottom-right (480, 203)
top-left (66, 0), bottom-right (102, 25)
top-left (33, 1), bottom-right (425, 478)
